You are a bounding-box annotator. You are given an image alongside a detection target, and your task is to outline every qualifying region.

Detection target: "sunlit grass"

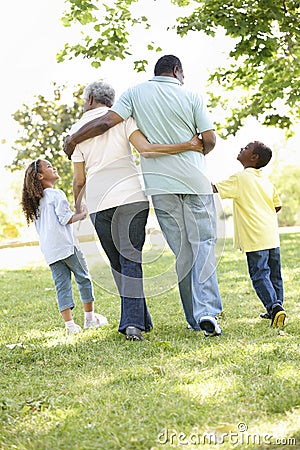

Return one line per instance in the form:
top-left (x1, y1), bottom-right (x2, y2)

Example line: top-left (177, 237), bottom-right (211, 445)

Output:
top-left (0, 233), bottom-right (299, 449)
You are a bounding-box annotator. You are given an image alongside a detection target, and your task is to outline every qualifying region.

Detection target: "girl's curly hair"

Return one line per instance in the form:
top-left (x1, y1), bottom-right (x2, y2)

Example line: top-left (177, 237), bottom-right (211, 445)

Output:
top-left (21, 160), bottom-right (44, 225)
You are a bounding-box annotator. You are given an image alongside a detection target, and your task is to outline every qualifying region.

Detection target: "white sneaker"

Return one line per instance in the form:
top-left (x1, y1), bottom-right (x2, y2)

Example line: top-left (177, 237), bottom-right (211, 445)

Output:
top-left (199, 316), bottom-right (222, 337)
top-left (66, 324), bottom-right (82, 335)
top-left (84, 313), bottom-right (108, 329)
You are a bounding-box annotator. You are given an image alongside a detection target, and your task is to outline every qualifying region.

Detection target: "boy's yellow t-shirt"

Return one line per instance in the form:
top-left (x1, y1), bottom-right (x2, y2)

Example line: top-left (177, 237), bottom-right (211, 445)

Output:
top-left (215, 168), bottom-right (281, 252)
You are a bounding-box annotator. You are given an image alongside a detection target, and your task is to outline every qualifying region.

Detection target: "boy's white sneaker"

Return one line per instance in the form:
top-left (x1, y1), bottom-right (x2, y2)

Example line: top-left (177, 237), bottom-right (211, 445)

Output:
top-left (66, 324), bottom-right (82, 335)
top-left (84, 313), bottom-right (108, 329)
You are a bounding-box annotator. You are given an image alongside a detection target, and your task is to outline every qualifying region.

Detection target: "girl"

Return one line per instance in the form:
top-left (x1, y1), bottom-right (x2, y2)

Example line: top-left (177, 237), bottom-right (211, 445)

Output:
top-left (21, 159), bottom-right (108, 334)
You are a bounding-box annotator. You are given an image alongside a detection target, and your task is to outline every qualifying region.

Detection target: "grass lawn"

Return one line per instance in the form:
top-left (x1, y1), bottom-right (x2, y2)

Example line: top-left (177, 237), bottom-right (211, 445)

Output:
top-left (0, 233), bottom-right (299, 449)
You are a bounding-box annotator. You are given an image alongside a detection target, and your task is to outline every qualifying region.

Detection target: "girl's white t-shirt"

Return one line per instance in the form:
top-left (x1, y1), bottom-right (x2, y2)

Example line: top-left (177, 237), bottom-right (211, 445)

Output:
top-left (35, 188), bottom-right (78, 265)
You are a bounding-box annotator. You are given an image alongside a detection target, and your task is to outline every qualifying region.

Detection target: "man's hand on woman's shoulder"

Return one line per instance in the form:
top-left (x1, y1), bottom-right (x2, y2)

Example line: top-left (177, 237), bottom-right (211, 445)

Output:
top-left (63, 135), bottom-right (76, 160)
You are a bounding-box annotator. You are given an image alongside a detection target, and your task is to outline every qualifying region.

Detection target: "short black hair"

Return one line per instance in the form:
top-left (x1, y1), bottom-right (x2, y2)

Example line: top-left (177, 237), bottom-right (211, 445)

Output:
top-left (253, 141), bottom-right (272, 168)
top-left (154, 55), bottom-right (183, 76)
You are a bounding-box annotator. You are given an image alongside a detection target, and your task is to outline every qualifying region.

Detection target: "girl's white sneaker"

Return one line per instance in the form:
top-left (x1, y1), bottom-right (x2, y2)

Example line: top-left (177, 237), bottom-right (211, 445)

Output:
top-left (84, 313), bottom-right (108, 329)
top-left (66, 324), bottom-right (82, 335)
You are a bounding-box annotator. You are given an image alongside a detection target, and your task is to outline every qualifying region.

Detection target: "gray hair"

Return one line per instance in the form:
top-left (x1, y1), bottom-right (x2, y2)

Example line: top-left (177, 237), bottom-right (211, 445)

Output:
top-left (83, 81), bottom-right (115, 107)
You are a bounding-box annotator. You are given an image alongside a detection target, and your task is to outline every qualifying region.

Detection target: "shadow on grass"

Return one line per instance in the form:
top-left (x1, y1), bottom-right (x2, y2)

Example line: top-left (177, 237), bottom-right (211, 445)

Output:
top-left (0, 233), bottom-right (299, 449)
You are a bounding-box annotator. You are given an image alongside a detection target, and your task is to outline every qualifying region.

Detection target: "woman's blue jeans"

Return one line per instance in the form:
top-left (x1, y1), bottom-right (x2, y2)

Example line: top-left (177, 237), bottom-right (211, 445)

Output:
top-left (246, 247), bottom-right (284, 314)
top-left (90, 201), bottom-right (152, 333)
top-left (49, 247), bottom-right (94, 312)
top-left (152, 193), bottom-right (222, 329)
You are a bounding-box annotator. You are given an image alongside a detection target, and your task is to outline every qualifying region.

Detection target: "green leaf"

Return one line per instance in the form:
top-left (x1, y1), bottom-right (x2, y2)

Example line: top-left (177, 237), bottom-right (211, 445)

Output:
top-left (61, 17), bottom-right (71, 27)
top-left (91, 61), bottom-right (101, 68)
top-left (57, 0), bottom-right (300, 136)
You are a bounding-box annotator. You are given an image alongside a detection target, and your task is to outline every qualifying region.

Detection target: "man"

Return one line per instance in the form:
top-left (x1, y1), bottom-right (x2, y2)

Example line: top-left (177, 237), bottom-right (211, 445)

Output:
top-left (65, 55), bottom-right (223, 337)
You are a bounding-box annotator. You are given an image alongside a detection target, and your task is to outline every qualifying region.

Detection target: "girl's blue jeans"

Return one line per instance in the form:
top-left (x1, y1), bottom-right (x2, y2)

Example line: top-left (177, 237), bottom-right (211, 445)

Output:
top-left (49, 247), bottom-right (94, 312)
top-left (246, 247), bottom-right (284, 314)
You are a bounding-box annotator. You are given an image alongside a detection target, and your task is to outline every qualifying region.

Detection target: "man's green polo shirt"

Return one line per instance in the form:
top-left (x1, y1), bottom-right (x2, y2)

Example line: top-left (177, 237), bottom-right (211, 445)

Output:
top-left (111, 76), bottom-right (214, 195)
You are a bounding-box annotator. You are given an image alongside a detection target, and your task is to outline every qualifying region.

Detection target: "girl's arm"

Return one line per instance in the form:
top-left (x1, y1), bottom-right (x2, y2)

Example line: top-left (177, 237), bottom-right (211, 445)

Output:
top-left (129, 130), bottom-right (204, 158)
top-left (67, 209), bottom-right (87, 224)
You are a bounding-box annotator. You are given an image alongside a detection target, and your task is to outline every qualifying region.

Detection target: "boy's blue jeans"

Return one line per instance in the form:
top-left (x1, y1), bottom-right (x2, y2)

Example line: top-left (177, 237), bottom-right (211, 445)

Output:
top-left (90, 201), bottom-right (153, 334)
top-left (246, 247), bottom-right (284, 314)
top-left (49, 247), bottom-right (94, 312)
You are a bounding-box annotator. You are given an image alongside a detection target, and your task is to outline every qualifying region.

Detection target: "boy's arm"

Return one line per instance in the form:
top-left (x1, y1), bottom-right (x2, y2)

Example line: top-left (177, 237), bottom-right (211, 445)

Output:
top-left (64, 111), bottom-right (123, 159)
top-left (129, 131), bottom-right (204, 158)
top-left (213, 175), bottom-right (238, 199)
top-left (273, 187), bottom-right (282, 213)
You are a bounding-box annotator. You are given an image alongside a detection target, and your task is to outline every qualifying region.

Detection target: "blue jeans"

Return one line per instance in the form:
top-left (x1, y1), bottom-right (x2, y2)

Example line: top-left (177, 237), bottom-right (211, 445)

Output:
top-left (152, 194), bottom-right (222, 329)
top-left (49, 247), bottom-right (94, 312)
top-left (90, 201), bottom-right (153, 333)
top-left (246, 247), bottom-right (284, 314)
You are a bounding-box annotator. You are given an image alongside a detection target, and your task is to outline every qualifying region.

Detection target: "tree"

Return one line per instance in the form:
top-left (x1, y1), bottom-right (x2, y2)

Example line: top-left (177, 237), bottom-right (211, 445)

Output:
top-left (57, 0), bottom-right (300, 137)
top-left (271, 166), bottom-right (300, 226)
top-left (9, 84), bottom-right (84, 199)
top-left (176, 0), bottom-right (300, 138)
top-left (57, 0), bottom-right (159, 72)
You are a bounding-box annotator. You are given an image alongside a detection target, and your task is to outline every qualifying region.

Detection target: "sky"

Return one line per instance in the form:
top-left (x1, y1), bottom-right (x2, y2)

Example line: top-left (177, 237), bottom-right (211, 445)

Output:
top-left (0, 0), bottom-right (298, 262)
top-left (1, 0), bottom-right (299, 181)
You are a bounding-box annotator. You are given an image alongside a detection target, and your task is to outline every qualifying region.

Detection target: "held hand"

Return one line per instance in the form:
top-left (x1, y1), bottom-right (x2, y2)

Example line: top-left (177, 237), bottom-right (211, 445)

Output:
top-left (79, 209), bottom-right (87, 221)
top-left (63, 135), bottom-right (76, 160)
top-left (75, 203), bottom-right (87, 215)
top-left (81, 204), bottom-right (88, 216)
top-left (189, 134), bottom-right (204, 154)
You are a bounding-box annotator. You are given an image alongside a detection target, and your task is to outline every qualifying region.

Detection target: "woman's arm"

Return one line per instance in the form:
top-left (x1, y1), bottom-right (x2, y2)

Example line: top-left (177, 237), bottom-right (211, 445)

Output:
top-left (129, 130), bottom-right (204, 158)
top-left (73, 162), bottom-right (86, 213)
top-left (201, 129), bottom-right (216, 155)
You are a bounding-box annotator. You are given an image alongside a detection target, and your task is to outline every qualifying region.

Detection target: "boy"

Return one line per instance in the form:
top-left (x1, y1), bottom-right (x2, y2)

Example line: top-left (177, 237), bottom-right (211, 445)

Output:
top-left (213, 141), bottom-right (285, 327)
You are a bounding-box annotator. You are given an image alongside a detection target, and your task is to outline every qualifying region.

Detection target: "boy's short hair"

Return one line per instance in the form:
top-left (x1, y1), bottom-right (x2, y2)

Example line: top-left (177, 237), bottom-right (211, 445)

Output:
top-left (253, 141), bottom-right (272, 168)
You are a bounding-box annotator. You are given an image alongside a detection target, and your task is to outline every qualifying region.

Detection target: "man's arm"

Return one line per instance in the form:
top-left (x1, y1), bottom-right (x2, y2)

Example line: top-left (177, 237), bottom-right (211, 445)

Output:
top-left (64, 111), bottom-right (123, 159)
top-left (73, 162), bottom-right (86, 212)
top-left (129, 131), bottom-right (204, 158)
top-left (201, 130), bottom-right (216, 155)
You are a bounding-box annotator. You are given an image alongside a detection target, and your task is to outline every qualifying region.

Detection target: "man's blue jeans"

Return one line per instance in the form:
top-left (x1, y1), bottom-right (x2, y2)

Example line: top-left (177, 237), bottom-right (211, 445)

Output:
top-left (90, 201), bottom-right (153, 334)
top-left (49, 247), bottom-right (94, 312)
top-left (152, 193), bottom-right (222, 329)
top-left (246, 247), bottom-right (284, 314)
